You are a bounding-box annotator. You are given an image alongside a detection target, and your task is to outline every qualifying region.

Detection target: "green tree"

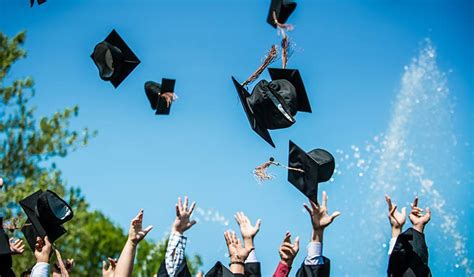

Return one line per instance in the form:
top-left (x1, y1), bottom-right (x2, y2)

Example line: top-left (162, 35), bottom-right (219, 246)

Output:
top-left (0, 31), bottom-right (202, 276)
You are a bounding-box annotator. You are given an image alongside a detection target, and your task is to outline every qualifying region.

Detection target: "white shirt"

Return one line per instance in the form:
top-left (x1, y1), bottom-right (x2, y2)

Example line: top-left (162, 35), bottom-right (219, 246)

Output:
top-left (304, 242), bottom-right (325, 265)
top-left (30, 262), bottom-right (50, 277)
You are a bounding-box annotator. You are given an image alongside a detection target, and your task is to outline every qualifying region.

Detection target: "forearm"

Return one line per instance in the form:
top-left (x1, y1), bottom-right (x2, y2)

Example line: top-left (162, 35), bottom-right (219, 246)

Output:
top-left (391, 226), bottom-right (402, 238)
top-left (311, 229), bottom-right (323, 243)
top-left (413, 224), bottom-right (425, 234)
top-left (114, 240), bottom-right (137, 277)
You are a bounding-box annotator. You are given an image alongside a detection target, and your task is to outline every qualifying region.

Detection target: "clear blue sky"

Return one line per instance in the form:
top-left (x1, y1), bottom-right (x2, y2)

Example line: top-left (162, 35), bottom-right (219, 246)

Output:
top-left (1, 0), bottom-right (473, 276)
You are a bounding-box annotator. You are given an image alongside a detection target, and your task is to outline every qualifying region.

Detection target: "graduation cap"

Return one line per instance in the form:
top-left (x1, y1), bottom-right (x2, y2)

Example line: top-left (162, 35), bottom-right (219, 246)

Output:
top-left (388, 228), bottom-right (431, 277)
top-left (144, 79), bottom-right (176, 115)
top-left (205, 262), bottom-right (235, 277)
top-left (268, 68), bottom-right (312, 113)
top-left (287, 140), bottom-right (335, 203)
top-left (232, 74), bottom-right (312, 147)
top-left (267, 0), bottom-right (297, 28)
top-left (19, 190), bottom-right (73, 251)
top-left (91, 29), bottom-right (140, 88)
top-left (30, 0), bottom-right (46, 7)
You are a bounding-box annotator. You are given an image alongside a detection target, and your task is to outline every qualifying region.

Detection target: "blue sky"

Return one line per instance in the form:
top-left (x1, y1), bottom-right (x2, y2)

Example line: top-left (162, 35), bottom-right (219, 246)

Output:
top-left (1, 0), bottom-right (473, 275)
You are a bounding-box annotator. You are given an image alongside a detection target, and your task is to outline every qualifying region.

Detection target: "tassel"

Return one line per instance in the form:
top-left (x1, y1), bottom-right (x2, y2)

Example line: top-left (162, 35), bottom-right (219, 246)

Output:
top-left (272, 11), bottom-right (294, 35)
top-left (159, 92), bottom-right (177, 108)
top-left (254, 157), bottom-right (304, 182)
top-left (242, 45), bottom-right (278, 87)
top-left (281, 36), bottom-right (289, 69)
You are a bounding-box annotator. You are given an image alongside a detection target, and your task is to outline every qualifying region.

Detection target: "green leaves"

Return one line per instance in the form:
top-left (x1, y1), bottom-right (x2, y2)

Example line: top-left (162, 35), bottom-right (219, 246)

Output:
top-left (0, 31), bottom-right (202, 276)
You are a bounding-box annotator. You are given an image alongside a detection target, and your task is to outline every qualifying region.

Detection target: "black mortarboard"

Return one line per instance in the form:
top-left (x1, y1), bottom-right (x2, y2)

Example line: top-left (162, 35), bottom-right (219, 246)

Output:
top-left (388, 228), bottom-right (431, 277)
top-left (91, 29), bottom-right (140, 88)
top-left (20, 190), bottom-right (73, 251)
top-left (30, 0), bottom-right (46, 7)
top-left (144, 78), bottom-right (176, 115)
top-left (205, 262), bottom-right (235, 277)
top-left (232, 77), bottom-right (275, 147)
top-left (267, 0), bottom-right (297, 28)
top-left (268, 68), bottom-right (312, 113)
top-left (287, 141), bottom-right (335, 203)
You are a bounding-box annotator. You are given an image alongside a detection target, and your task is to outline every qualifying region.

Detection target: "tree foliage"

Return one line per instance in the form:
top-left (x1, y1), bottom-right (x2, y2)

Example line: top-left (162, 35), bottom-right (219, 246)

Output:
top-left (0, 31), bottom-right (202, 276)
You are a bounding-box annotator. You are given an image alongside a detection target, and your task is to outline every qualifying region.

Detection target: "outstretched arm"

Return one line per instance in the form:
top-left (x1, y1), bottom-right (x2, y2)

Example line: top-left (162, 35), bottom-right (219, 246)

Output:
top-left (165, 196), bottom-right (197, 276)
top-left (224, 230), bottom-right (254, 274)
top-left (302, 191), bottom-right (340, 265)
top-left (273, 232), bottom-right (299, 277)
top-left (114, 209), bottom-right (153, 277)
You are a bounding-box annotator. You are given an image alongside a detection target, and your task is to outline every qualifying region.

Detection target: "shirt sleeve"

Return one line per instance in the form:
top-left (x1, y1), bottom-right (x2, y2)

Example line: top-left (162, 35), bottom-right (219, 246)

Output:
top-left (165, 232), bottom-right (187, 276)
top-left (304, 241), bottom-right (325, 265)
top-left (30, 262), bottom-right (50, 277)
top-left (273, 261), bottom-right (291, 277)
top-left (388, 237), bottom-right (397, 255)
top-left (245, 249), bottom-right (258, 263)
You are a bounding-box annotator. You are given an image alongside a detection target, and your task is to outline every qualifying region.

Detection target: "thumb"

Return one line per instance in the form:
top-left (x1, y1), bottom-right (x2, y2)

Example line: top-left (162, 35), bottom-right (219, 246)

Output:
top-left (44, 236), bottom-right (51, 247)
top-left (102, 261), bottom-right (107, 271)
top-left (401, 207), bottom-right (407, 217)
top-left (255, 219), bottom-right (262, 230)
top-left (293, 236), bottom-right (300, 252)
top-left (330, 211), bottom-right (341, 222)
top-left (425, 207), bottom-right (431, 217)
top-left (189, 220), bottom-right (197, 227)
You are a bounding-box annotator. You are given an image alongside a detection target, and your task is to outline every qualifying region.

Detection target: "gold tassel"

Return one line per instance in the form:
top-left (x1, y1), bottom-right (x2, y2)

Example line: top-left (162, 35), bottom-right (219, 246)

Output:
top-left (281, 36), bottom-right (289, 69)
top-left (242, 45), bottom-right (278, 87)
top-left (254, 157), bottom-right (304, 182)
top-left (159, 92), bottom-right (175, 108)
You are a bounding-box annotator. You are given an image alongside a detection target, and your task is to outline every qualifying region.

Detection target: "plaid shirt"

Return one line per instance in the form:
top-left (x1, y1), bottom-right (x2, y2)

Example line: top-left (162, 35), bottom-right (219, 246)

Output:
top-left (165, 232), bottom-right (187, 276)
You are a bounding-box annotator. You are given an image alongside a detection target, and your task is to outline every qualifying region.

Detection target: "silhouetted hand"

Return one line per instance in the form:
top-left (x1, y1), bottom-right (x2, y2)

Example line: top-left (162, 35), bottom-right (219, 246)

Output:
top-left (9, 238), bottom-right (25, 255)
top-left (409, 197), bottom-right (431, 233)
top-left (172, 196), bottom-right (197, 234)
top-left (34, 236), bottom-right (52, 264)
top-left (278, 232), bottom-right (300, 267)
top-left (128, 209), bottom-right (153, 245)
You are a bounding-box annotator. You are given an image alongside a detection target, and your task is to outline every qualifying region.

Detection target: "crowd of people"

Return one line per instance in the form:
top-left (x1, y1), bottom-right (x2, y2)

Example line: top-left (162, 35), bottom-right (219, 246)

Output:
top-left (1, 187), bottom-right (432, 276)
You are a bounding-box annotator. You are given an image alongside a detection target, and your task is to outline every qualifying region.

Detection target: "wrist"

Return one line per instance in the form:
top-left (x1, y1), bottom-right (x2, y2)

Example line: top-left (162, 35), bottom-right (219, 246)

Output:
top-left (127, 238), bottom-right (139, 247)
top-left (280, 259), bottom-right (293, 267)
top-left (413, 224), bottom-right (425, 233)
top-left (36, 256), bottom-right (49, 263)
top-left (229, 262), bottom-right (245, 274)
top-left (391, 226), bottom-right (403, 238)
top-left (311, 229), bottom-right (324, 242)
top-left (243, 237), bottom-right (254, 248)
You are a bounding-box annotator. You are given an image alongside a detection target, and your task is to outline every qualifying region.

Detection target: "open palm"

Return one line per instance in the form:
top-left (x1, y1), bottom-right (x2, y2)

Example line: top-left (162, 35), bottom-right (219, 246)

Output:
top-left (385, 195), bottom-right (406, 228)
top-left (304, 191), bottom-right (341, 231)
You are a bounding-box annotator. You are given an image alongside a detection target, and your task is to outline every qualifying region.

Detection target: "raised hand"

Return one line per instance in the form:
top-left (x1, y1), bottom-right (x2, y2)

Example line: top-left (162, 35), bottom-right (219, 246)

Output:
top-left (172, 196), bottom-right (197, 234)
top-left (102, 257), bottom-right (117, 277)
top-left (9, 238), bottom-right (25, 255)
top-left (235, 212), bottom-right (261, 244)
top-left (128, 209), bottom-right (153, 245)
top-left (303, 191), bottom-right (341, 242)
top-left (409, 197), bottom-right (431, 233)
top-left (224, 230), bottom-right (254, 264)
top-left (278, 232), bottom-right (300, 267)
top-left (34, 236), bottom-right (52, 264)
top-left (385, 195), bottom-right (406, 237)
